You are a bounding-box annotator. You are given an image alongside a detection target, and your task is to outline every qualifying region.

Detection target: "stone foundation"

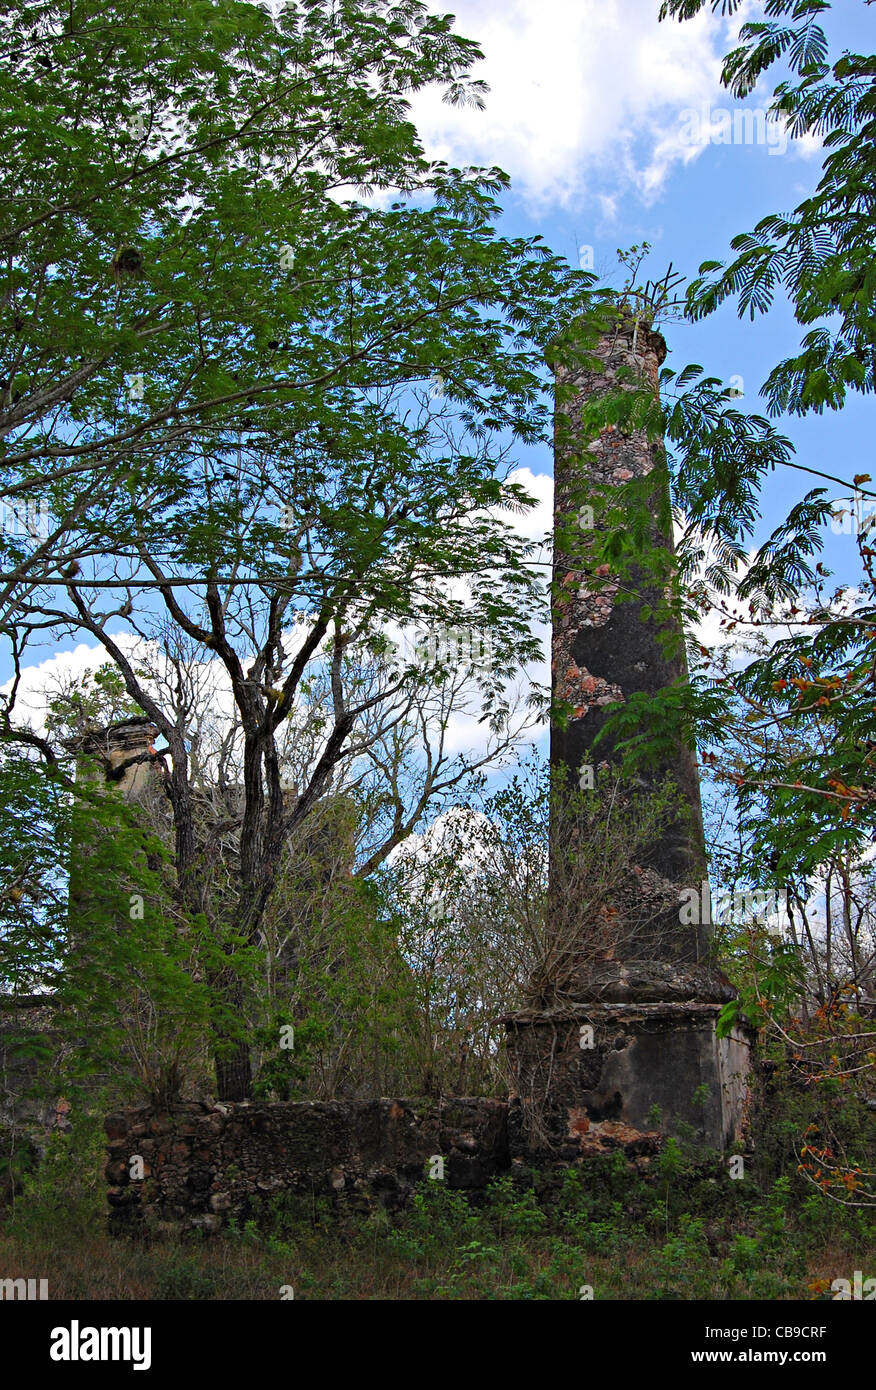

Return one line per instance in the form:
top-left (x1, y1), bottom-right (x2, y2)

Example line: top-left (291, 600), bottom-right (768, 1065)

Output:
top-left (505, 1003), bottom-right (752, 1152)
top-left (104, 1098), bottom-right (510, 1234)
top-left (103, 1057), bottom-right (755, 1235)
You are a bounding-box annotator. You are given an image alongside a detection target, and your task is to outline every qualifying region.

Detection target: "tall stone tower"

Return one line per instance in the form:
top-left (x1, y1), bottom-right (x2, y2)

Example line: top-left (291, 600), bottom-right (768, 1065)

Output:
top-left (505, 308), bottom-right (751, 1152)
top-left (66, 718), bottom-right (164, 933)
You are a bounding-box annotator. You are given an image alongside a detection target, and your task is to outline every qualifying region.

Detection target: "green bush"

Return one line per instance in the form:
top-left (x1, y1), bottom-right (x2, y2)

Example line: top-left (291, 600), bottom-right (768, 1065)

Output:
top-left (6, 1107), bottom-right (106, 1242)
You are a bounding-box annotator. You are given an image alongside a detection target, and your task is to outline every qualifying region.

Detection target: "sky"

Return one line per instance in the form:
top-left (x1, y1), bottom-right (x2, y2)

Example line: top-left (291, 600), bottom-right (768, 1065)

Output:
top-left (6, 0), bottom-right (874, 767)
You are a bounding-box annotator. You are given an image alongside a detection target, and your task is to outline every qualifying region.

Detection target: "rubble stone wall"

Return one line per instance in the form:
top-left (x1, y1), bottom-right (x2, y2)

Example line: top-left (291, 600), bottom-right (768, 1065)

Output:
top-left (104, 1098), bottom-right (511, 1233)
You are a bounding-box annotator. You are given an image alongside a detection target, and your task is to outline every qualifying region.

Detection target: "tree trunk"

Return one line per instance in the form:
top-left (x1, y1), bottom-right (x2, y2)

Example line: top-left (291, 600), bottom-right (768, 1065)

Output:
top-left (215, 1037), bottom-right (252, 1102)
top-left (209, 964), bottom-right (254, 1101)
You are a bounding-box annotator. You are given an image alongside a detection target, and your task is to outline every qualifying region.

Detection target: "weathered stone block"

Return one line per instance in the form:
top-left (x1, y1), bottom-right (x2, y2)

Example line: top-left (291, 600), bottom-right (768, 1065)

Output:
top-left (505, 1002), bottom-right (752, 1152)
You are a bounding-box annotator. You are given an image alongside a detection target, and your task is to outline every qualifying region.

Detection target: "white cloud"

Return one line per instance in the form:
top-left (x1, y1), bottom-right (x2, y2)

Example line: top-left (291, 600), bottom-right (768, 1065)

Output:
top-left (411, 0), bottom-right (727, 207)
top-left (411, 0), bottom-right (824, 210)
top-left (1, 636), bottom-right (142, 735)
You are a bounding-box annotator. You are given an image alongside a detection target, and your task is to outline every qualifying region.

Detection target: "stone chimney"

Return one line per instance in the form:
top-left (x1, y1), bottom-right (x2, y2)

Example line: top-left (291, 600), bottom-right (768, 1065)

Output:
top-left (65, 717), bottom-right (160, 799)
top-left (504, 308), bottom-right (752, 1152)
top-left (66, 718), bottom-right (162, 934)
top-left (552, 309), bottom-right (717, 994)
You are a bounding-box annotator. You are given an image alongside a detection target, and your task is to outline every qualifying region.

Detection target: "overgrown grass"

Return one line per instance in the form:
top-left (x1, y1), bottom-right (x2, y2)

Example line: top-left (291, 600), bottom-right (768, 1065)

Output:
top-left (1, 1117), bottom-right (872, 1300)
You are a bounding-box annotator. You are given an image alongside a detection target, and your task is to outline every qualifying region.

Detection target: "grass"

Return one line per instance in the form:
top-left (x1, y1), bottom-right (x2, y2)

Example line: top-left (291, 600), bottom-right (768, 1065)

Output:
top-left (1, 1127), bottom-right (873, 1300)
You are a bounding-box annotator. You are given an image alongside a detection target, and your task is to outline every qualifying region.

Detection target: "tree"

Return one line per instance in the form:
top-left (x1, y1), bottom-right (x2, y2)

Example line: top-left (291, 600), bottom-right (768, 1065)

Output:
top-left (0, 0), bottom-right (489, 608)
top-left (2, 0), bottom-right (595, 1097)
top-left (383, 760), bottom-right (685, 1099)
top-left (639, 0), bottom-right (876, 1203)
top-left (661, 0), bottom-right (876, 416)
top-left (584, 0), bottom-right (876, 861)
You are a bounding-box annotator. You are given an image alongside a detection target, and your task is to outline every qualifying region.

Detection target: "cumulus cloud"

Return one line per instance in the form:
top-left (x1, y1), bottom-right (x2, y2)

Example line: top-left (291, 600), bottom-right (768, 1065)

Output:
top-left (411, 0), bottom-right (726, 207)
top-left (1, 636), bottom-right (142, 735)
top-left (411, 0), bottom-right (820, 210)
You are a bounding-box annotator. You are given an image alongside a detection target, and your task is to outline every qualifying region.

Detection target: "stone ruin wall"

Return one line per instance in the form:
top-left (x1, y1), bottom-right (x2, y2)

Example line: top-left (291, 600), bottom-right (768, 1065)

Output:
top-left (102, 1094), bottom-right (679, 1235)
top-left (104, 1098), bottom-right (510, 1232)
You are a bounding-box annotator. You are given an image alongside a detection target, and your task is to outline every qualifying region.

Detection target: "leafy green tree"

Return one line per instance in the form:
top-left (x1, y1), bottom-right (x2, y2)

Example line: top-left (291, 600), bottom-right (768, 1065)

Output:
top-left (2, 0), bottom-right (596, 1096)
top-left (58, 771), bottom-right (224, 1108)
top-left (0, 666), bottom-right (224, 1111)
top-left (640, 0), bottom-right (876, 1202)
top-left (0, 752), bottom-right (69, 1002)
top-left (587, 1), bottom-right (876, 863)
top-left (661, 0), bottom-right (876, 415)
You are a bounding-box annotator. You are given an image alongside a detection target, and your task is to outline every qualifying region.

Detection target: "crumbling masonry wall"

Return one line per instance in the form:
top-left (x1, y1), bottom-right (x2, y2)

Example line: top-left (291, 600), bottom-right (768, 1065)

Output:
top-left (104, 1099), bottom-right (510, 1233)
top-left (103, 1096), bottom-right (684, 1234)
